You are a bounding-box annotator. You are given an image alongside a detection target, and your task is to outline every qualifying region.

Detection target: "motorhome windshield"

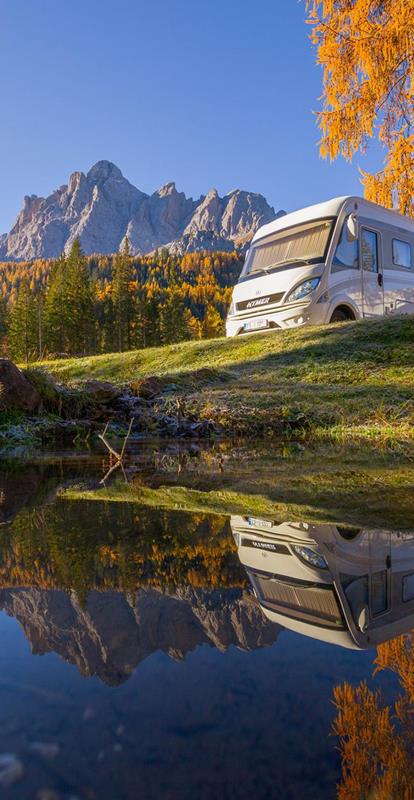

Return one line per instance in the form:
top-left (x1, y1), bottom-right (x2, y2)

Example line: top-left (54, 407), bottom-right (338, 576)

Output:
top-left (242, 218), bottom-right (335, 278)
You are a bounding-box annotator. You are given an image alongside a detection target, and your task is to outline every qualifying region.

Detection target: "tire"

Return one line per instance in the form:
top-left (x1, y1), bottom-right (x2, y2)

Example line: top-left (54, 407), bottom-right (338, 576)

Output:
top-left (336, 526), bottom-right (362, 540)
top-left (329, 308), bottom-right (350, 323)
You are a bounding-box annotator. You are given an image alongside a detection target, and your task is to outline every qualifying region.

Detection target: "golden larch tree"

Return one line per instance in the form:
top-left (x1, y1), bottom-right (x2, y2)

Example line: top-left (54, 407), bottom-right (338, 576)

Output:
top-left (333, 632), bottom-right (414, 799)
top-left (307, 0), bottom-right (414, 216)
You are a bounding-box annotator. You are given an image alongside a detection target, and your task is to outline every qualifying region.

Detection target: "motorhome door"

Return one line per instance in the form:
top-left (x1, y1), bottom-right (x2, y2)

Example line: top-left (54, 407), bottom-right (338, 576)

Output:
top-left (368, 532), bottom-right (391, 618)
top-left (361, 227), bottom-right (384, 316)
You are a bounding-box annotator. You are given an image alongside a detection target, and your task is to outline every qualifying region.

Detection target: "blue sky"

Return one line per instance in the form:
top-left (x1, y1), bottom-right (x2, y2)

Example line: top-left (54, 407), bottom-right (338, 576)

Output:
top-left (0, 0), bottom-right (383, 233)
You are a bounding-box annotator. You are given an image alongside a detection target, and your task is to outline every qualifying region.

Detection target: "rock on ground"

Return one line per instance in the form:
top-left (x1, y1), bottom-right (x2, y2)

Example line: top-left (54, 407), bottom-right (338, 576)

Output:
top-left (0, 359), bottom-right (40, 413)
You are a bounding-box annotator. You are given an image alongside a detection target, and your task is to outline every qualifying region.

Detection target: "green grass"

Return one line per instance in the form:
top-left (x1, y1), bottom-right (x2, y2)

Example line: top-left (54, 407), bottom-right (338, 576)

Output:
top-left (62, 459), bottom-right (414, 529)
top-left (59, 441), bottom-right (414, 529)
top-left (33, 315), bottom-right (414, 443)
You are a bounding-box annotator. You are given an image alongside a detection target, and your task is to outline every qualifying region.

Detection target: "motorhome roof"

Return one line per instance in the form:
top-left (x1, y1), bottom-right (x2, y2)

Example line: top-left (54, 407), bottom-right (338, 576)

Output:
top-left (252, 195), bottom-right (414, 244)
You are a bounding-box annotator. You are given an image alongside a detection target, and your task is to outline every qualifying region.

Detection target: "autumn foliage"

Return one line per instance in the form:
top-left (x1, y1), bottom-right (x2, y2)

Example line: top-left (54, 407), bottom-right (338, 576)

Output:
top-left (307, 0), bottom-right (414, 216)
top-left (0, 244), bottom-right (242, 361)
top-left (333, 632), bottom-right (414, 799)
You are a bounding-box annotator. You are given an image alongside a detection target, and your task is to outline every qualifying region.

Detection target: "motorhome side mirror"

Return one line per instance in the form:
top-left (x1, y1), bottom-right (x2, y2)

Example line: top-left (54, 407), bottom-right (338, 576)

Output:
top-left (346, 214), bottom-right (358, 241)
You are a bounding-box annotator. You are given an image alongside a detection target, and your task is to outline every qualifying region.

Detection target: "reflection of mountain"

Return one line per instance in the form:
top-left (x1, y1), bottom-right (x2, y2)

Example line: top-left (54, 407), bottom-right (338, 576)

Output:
top-left (0, 587), bottom-right (279, 685)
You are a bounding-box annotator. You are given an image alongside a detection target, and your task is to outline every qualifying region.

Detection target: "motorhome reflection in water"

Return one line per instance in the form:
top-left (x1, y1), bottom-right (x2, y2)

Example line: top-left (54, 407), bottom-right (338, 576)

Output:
top-left (231, 516), bottom-right (414, 650)
top-left (226, 196), bottom-right (414, 336)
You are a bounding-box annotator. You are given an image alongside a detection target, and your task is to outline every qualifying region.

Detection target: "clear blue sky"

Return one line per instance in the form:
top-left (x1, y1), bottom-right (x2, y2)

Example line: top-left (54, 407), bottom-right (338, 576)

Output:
top-left (0, 0), bottom-right (383, 233)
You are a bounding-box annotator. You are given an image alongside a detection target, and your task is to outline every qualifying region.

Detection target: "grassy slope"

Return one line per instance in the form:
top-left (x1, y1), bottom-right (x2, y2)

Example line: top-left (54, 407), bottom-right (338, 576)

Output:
top-left (36, 316), bottom-right (414, 442)
top-left (63, 468), bottom-right (414, 529)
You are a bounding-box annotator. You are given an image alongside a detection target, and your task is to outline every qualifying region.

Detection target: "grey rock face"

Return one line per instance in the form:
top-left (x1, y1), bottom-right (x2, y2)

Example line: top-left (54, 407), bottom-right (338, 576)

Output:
top-left (0, 587), bottom-right (280, 685)
top-left (0, 161), bottom-right (280, 260)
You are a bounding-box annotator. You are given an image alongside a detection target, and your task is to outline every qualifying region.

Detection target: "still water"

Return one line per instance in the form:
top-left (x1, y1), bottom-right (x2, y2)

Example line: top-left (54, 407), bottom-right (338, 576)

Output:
top-left (0, 443), bottom-right (413, 799)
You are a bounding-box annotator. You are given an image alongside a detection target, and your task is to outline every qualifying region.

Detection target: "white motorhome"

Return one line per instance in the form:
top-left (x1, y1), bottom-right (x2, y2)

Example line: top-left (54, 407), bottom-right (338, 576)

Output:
top-left (226, 196), bottom-right (414, 336)
top-left (231, 515), bottom-right (414, 649)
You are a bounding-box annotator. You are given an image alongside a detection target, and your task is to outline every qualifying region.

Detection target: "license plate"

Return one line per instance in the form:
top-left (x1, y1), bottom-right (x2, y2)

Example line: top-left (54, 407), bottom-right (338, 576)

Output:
top-left (247, 516), bottom-right (273, 529)
top-left (244, 319), bottom-right (269, 332)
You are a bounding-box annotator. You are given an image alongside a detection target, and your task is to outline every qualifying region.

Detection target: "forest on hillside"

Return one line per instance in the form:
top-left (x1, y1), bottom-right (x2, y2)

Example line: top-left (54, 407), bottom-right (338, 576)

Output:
top-left (0, 242), bottom-right (243, 362)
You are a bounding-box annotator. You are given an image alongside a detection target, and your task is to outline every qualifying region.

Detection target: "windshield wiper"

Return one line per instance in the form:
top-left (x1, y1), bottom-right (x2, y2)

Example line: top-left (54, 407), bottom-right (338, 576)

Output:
top-left (262, 257), bottom-right (311, 272)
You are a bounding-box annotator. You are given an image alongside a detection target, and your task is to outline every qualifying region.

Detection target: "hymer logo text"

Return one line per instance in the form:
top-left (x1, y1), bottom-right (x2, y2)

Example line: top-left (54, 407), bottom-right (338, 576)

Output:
top-left (246, 297), bottom-right (270, 309)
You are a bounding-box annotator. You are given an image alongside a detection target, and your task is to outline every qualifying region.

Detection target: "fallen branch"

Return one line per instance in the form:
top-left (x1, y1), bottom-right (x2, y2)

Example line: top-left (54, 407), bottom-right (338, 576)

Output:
top-left (98, 418), bottom-right (134, 462)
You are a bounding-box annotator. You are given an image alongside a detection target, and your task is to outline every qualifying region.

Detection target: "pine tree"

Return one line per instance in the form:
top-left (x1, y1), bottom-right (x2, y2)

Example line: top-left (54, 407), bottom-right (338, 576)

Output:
top-left (8, 279), bottom-right (38, 363)
top-left (65, 239), bottom-right (95, 355)
top-left (0, 296), bottom-right (9, 352)
top-left (112, 238), bottom-right (134, 352)
top-left (43, 255), bottom-right (68, 355)
top-left (159, 289), bottom-right (194, 344)
top-left (135, 291), bottom-right (160, 348)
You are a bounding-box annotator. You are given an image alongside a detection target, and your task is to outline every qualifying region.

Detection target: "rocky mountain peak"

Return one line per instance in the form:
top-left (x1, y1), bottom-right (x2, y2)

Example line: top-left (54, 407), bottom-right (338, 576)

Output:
top-left (156, 181), bottom-right (178, 198)
top-left (87, 160), bottom-right (124, 183)
top-left (0, 586), bottom-right (280, 685)
top-left (0, 162), bottom-right (281, 260)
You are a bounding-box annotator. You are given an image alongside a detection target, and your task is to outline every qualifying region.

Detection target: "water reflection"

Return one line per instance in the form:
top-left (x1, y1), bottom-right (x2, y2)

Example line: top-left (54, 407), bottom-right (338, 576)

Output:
top-left (0, 587), bottom-right (279, 686)
top-left (0, 452), bottom-right (414, 798)
top-left (233, 515), bottom-right (414, 650)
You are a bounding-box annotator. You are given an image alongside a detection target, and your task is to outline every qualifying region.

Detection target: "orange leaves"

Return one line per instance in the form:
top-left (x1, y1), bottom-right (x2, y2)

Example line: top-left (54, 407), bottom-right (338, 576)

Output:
top-left (307, 0), bottom-right (414, 216)
top-left (333, 632), bottom-right (414, 799)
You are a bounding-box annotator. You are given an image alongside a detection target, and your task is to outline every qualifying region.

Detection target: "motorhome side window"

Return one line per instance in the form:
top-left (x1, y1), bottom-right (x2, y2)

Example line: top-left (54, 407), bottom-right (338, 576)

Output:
top-left (361, 229), bottom-right (379, 272)
top-left (392, 238), bottom-right (412, 269)
top-left (332, 216), bottom-right (359, 272)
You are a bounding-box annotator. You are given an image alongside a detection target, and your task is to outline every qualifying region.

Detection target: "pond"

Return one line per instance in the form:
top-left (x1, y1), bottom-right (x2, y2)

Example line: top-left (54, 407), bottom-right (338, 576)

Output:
top-left (0, 442), bottom-right (413, 799)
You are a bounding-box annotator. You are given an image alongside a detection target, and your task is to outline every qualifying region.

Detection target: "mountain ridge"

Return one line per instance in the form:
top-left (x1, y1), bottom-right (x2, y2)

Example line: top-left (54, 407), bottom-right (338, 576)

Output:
top-left (0, 160), bottom-right (284, 261)
top-left (0, 586), bottom-right (280, 685)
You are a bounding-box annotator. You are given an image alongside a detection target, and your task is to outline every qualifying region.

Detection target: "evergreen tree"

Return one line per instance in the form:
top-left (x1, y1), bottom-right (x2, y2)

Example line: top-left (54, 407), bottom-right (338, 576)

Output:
top-left (135, 291), bottom-right (160, 348)
top-left (65, 239), bottom-right (95, 355)
top-left (8, 279), bottom-right (38, 363)
top-left (112, 238), bottom-right (134, 352)
top-left (0, 296), bottom-right (9, 352)
top-left (43, 255), bottom-right (68, 355)
top-left (159, 289), bottom-right (194, 344)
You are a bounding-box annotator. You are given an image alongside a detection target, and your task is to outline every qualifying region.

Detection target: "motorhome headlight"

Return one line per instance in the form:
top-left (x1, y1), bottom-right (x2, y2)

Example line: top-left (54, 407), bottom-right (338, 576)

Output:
top-left (292, 544), bottom-right (328, 570)
top-left (228, 299), bottom-right (235, 316)
top-left (286, 278), bottom-right (320, 303)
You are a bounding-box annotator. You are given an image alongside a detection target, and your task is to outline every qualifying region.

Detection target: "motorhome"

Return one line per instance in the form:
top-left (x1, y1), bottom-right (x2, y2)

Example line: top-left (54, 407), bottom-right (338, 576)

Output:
top-left (226, 196), bottom-right (414, 336)
top-left (231, 515), bottom-right (414, 649)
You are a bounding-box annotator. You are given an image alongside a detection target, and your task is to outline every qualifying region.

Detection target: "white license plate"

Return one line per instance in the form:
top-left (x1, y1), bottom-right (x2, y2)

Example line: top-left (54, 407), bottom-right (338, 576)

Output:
top-left (244, 319), bottom-right (269, 332)
top-left (247, 516), bottom-right (273, 529)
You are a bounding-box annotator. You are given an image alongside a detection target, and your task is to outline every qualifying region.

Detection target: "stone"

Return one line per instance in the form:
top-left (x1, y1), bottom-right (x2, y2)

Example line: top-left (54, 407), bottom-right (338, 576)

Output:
top-left (30, 742), bottom-right (60, 759)
top-left (0, 359), bottom-right (40, 412)
top-left (0, 161), bottom-right (281, 260)
top-left (0, 753), bottom-right (24, 787)
top-left (129, 376), bottom-right (167, 400)
top-left (78, 380), bottom-right (122, 405)
top-left (83, 706), bottom-right (95, 721)
top-left (37, 790), bottom-right (59, 800)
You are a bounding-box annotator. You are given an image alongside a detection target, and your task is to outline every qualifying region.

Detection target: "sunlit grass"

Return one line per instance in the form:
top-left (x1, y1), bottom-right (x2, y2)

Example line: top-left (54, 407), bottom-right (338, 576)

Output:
top-left (31, 315), bottom-right (414, 444)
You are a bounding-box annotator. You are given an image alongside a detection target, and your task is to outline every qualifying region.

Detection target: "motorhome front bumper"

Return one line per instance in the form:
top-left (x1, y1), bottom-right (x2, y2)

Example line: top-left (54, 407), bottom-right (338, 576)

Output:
top-left (226, 300), bottom-right (328, 336)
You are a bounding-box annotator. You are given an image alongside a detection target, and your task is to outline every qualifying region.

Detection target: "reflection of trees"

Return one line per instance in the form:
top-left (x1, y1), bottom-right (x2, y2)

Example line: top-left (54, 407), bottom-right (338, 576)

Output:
top-left (333, 634), bottom-right (414, 799)
top-left (1, 500), bottom-right (245, 598)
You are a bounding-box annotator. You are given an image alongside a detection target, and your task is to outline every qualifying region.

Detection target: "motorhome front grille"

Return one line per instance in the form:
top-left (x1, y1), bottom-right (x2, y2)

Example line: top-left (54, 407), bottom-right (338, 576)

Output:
top-left (252, 574), bottom-right (343, 626)
top-left (236, 291), bottom-right (284, 312)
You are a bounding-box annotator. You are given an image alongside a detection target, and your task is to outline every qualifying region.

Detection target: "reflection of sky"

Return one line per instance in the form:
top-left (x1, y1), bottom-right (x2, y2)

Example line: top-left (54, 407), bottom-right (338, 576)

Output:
top-left (0, 608), bottom-right (398, 800)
